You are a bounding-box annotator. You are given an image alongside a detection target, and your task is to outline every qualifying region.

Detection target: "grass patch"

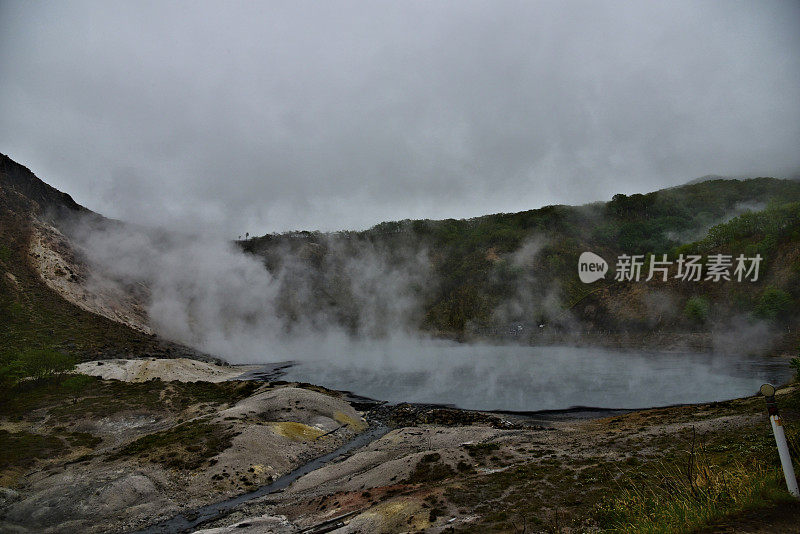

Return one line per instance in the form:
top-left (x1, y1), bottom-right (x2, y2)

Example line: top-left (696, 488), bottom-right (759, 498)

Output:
top-left (405, 457), bottom-right (455, 484)
top-left (0, 426), bottom-right (103, 485)
top-left (463, 442), bottom-right (500, 458)
top-left (108, 420), bottom-right (234, 470)
top-left (0, 429), bottom-right (63, 469)
top-left (167, 380), bottom-right (260, 411)
top-left (594, 449), bottom-right (797, 533)
top-left (1, 376), bottom-right (259, 422)
top-left (0, 376), bottom-right (261, 479)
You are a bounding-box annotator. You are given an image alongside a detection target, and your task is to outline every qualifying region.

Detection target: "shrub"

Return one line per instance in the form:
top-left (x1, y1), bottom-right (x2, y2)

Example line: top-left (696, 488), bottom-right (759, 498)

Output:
top-left (17, 349), bottom-right (75, 381)
top-left (754, 286), bottom-right (793, 321)
top-left (684, 296), bottom-right (710, 325)
top-left (108, 420), bottom-right (234, 470)
top-left (0, 348), bottom-right (75, 394)
top-left (791, 356), bottom-right (800, 381)
top-left (62, 374), bottom-right (94, 399)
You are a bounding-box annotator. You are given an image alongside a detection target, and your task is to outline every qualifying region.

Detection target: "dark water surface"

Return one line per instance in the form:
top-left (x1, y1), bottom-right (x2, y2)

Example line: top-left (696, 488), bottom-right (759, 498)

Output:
top-left (274, 344), bottom-right (791, 411)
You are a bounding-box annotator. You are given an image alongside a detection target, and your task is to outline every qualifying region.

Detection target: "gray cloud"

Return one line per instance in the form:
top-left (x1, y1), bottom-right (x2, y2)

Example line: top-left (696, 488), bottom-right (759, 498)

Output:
top-left (2, 0), bottom-right (799, 236)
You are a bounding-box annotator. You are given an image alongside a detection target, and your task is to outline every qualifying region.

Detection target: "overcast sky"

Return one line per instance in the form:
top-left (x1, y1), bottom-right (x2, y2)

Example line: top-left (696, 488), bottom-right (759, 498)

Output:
top-left (1, 1), bottom-right (799, 236)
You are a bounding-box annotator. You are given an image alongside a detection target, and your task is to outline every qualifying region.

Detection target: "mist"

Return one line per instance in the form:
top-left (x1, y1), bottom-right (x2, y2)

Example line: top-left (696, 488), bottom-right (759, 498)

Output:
top-left (61, 212), bottom-right (792, 411)
top-left (281, 345), bottom-right (790, 411)
top-left (66, 215), bottom-right (433, 362)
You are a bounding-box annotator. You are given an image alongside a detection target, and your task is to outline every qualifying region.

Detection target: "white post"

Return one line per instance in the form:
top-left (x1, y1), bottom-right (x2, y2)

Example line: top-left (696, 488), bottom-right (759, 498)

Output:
top-left (761, 384), bottom-right (799, 498)
top-left (770, 413), bottom-right (799, 497)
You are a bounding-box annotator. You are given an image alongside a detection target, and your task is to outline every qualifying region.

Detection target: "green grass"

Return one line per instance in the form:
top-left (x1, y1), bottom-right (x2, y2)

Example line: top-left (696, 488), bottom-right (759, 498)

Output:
top-left (594, 388), bottom-right (800, 533)
top-left (107, 420), bottom-right (235, 470)
top-left (0, 429), bottom-right (63, 469)
top-left (440, 386), bottom-right (800, 533)
top-left (0, 375), bottom-right (260, 422)
top-left (593, 455), bottom-right (796, 533)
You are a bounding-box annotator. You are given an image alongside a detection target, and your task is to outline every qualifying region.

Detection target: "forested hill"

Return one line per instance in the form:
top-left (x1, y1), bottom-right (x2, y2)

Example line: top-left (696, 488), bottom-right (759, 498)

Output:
top-left (242, 177), bottom-right (800, 352)
top-left (2, 149), bottom-right (799, 358)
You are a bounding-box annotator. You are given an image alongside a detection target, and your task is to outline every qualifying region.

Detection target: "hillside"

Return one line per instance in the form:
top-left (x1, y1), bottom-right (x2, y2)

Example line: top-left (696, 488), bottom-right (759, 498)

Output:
top-left (243, 177), bottom-right (800, 354)
top-left (2, 154), bottom-right (799, 534)
top-left (0, 153), bottom-right (216, 362)
top-left (2, 152), bottom-right (800, 360)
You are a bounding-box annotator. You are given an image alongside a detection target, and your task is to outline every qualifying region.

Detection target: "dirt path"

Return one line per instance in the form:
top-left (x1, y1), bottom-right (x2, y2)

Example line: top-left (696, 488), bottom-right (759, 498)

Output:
top-left (695, 501), bottom-right (800, 533)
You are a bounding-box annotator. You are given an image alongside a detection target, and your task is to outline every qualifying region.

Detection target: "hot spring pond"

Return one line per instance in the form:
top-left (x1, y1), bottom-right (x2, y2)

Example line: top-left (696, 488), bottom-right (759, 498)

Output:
top-left (267, 344), bottom-right (792, 412)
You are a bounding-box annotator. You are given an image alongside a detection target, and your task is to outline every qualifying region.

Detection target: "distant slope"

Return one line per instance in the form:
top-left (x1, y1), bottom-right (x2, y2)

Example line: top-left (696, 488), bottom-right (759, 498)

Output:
top-left (3, 152), bottom-right (799, 358)
top-left (244, 177), bottom-right (800, 353)
top-left (0, 153), bottom-right (217, 361)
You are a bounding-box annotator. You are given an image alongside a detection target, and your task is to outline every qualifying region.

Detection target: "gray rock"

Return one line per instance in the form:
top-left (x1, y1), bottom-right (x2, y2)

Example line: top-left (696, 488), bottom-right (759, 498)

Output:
top-left (0, 487), bottom-right (20, 504)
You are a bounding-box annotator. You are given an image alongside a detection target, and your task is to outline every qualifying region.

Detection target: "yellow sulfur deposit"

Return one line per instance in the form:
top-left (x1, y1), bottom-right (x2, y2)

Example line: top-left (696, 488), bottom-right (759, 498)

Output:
top-left (267, 421), bottom-right (325, 442)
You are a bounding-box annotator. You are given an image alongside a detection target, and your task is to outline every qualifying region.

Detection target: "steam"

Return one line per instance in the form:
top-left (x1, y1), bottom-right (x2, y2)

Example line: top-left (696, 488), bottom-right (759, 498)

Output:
top-left (490, 238), bottom-right (546, 326)
top-left (664, 200), bottom-right (768, 243)
top-left (60, 213), bottom-right (790, 411)
top-left (66, 216), bottom-right (432, 362)
top-left (711, 315), bottom-right (779, 357)
top-left (281, 345), bottom-right (790, 411)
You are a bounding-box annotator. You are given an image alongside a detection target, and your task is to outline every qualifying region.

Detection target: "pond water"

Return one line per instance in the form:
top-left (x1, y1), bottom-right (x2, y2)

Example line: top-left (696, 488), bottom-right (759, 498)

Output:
top-left (274, 344), bottom-right (791, 412)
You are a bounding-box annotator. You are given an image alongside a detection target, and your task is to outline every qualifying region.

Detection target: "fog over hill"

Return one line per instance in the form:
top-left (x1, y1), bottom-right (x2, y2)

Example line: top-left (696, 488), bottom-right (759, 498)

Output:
top-left (4, 153), bottom-right (799, 368)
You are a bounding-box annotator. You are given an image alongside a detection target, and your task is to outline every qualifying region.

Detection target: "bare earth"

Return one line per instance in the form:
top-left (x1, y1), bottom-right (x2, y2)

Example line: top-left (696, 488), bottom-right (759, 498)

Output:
top-left (75, 358), bottom-right (260, 383)
top-left (1, 360), bottom-right (798, 534)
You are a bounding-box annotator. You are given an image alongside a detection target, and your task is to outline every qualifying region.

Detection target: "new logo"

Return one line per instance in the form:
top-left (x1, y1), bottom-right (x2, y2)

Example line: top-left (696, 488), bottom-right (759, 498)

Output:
top-left (578, 251), bottom-right (608, 283)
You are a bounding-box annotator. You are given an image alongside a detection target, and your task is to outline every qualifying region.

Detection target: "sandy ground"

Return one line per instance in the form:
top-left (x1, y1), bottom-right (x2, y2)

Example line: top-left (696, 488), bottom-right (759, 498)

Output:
top-left (75, 358), bottom-right (260, 383)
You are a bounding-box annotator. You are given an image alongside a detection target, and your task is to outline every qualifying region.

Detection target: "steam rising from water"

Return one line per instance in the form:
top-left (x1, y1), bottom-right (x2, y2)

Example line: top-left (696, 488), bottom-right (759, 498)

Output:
top-left (280, 343), bottom-right (790, 411)
top-left (66, 216), bottom-right (790, 411)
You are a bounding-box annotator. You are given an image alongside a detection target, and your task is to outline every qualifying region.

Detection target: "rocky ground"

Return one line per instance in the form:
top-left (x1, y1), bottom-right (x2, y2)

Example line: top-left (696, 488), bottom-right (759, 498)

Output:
top-left (0, 373), bottom-right (366, 533)
top-left (2, 360), bottom-right (799, 533)
top-left (190, 390), bottom-right (800, 534)
top-left (75, 358), bottom-right (261, 383)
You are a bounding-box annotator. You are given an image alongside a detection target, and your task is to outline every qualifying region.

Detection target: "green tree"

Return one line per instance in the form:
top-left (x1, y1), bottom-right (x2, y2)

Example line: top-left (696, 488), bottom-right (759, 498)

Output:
top-left (684, 296), bottom-right (710, 325)
top-left (754, 286), bottom-right (793, 321)
top-left (17, 349), bottom-right (75, 381)
top-left (62, 374), bottom-right (94, 401)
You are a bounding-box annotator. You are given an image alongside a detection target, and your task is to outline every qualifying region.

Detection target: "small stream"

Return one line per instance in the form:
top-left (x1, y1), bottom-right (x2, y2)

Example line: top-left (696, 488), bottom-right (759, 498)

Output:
top-left (130, 425), bottom-right (390, 534)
